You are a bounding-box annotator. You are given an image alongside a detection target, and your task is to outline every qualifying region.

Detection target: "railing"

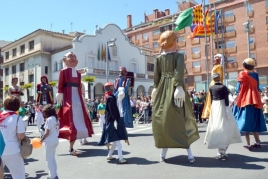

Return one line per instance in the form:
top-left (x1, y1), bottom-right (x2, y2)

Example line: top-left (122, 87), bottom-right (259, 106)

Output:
top-left (142, 38), bottom-right (149, 43)
top-left (224, 15), bottom-right (235, 22)
top-left (225, 62), bottom-right (238, 69)
top-left (135, 40), bottom-right (139, 45)
top-left (191, 52), bottom-right (201, 59)
top-left (191, 38), bottom-right (200, 45)
top-left (248, 11), bottom-right (254, 17)
top-left (93, 69), bottom-right (106, 75)
top-left (178, 41), bottom-right (186, 47)
top-left (250, 43), bottom-right (255, 50)
top-left (109, 70), bottom-right (118, 76)
top-left (249, 27), bottom-right (254, 33)
top-left (136, 74), bottom-right (145, 78)
top-left (148, 75), bottom-right (154, 79)
top-left (152, 34), bottom-right (161, 41)
top-left (192, 67), bottom-right (201, 73)
top-left (225, 46), bottom-right (237, 53)
top-left (153, 47), bottom-right (160, 53)
top-left (225, 31), bottom-right (236, 38)
top-left (213, 33), bottom-right (223, 40)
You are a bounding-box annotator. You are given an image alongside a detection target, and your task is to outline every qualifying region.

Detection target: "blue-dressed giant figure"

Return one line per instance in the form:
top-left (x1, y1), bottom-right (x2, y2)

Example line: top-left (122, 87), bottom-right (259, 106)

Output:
top-left (114, 66), bottom-right (133, 128)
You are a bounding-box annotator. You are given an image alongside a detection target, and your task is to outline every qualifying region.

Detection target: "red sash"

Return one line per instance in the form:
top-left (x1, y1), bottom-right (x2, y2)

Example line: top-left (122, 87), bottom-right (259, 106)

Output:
top-left (0, 111), bottom-right (16, 123)
top-left (236, 71), bottom-right (262, 109)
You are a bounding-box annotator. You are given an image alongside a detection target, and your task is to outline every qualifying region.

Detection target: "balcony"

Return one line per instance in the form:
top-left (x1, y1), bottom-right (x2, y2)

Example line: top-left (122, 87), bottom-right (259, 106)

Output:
top-left (225, 62), bottom-right (238, 69)
top-left (250, 43), bottom-right (255, 50)
top-left (176, 28), bottom-right (185, 34)
top-left (191, 38), bottom-right (200, 45)
top-left (153, 47), bottom-right (160, 53)
top-left (192, 67), bottom-right (201, 73)
top-left (225, 46), bottom-right (237, 53)
top-left (93, 69), bottom-right (105, 75)
top-left (249, 27), bottom-right (254, 33)
top-left (152, 34), bottom-right (161, 41)
top-left (135, 40), bottom-right (139, 45)
top-left (109, 70), bottom-right (118, 76)
top-left (213, 33), bottom-right (223, 40)
top-left (178, 41), bottom-right (186, 47)
top-left (142, 38), bottom-right (149, 43)
top-left (136, 73), bottom-right (145, 78)
top-left (224, 15), bottom-right (235, 23)
top-left (148, 75), bottom-right (154, 79)
top-left (213, 48), bottom-right (222, 54)
top-left (225, 31), bottom-right (236, 38)
top-left (247, 11), bottom-right (254, 17)
top-left (191, 52), bottom-right (201, 59)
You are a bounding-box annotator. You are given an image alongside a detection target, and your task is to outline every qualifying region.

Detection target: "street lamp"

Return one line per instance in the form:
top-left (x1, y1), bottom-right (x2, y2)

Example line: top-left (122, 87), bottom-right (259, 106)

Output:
top-left (243, 0), bottom-right (251, 58)
top-left (106, 38), bottom-right (116, 82)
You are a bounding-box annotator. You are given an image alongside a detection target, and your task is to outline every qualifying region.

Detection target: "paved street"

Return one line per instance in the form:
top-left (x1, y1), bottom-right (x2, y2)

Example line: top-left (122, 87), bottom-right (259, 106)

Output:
top-left (3, 122), bottom-right (268, 179)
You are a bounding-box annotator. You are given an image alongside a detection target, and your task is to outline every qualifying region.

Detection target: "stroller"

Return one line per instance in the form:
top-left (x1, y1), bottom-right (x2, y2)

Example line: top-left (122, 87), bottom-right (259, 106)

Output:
top-left (133, 112), bottom-right (144, 124)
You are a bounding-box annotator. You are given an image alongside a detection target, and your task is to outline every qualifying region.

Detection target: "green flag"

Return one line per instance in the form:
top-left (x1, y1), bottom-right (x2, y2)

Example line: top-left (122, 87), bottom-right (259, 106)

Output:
top-left (174, 8), bottom-right (193, 31)
top-left (97, 44), bottom-right (100, 61)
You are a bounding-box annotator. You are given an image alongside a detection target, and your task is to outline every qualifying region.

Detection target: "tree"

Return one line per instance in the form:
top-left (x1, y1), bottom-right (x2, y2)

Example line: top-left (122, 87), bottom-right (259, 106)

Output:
top-left (49, 81), bottom-right (57, 103)
top-left (21, 83), bottom-right (33, 102)
top-left (2, 85), bottom-right (9, 98)
top-left (82, 76), bottom-right (95, 99)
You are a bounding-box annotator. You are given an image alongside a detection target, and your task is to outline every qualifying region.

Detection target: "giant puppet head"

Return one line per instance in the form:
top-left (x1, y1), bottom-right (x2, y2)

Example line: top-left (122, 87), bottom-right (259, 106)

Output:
top-left (214, 54), bottom-right (223, 65)
top-left (11, 77), bottom-right (18, 86)
top-left (63, 52), bottom-right (78, 68)
top-left (41, 76), bottom-right (49, 84)
top-left (119, 66), bottom-right (127, 77)
top-left (243, 58), bottom-right (255, 70)
top-left (158, 30), bottom-right (177, 52)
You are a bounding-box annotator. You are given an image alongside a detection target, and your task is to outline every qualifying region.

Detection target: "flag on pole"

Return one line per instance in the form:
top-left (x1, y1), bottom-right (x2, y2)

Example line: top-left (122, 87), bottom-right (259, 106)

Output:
top-left (97, 44), bottom-right (100, 61)
top-left (174, 4), bottom-right (203, 31)
top-left (102, 44), bottom-right (106, 61)
top-left (101, 44), bottom-right (104, 61)
top-left (107, 44), bottom-right (111, 61)
top-left (187, 10), bottom-right (219, 39)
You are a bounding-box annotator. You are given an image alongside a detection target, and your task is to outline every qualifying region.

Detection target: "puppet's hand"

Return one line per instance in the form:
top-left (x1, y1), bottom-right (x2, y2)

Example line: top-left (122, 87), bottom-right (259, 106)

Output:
top-left (151, 88), bottom-right (157, 102)
top-left (56, 93), bottom-right (63, 106)
top-left (174, 86), bottom-right (185, 107)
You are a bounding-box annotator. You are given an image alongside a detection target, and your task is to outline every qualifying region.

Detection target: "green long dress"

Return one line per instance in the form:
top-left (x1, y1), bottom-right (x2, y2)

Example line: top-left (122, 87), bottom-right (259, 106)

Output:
top-left (152, 52), bottom-right (200, 148)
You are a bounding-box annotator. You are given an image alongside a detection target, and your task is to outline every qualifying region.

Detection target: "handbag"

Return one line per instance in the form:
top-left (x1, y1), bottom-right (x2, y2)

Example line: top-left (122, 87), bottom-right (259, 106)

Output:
top-left (16, 115), bottom-right (33, 159)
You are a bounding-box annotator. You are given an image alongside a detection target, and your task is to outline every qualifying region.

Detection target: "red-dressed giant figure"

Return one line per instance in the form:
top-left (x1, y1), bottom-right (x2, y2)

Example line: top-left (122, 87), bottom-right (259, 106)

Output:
top-left (56, 52), bottom-right (94, 156)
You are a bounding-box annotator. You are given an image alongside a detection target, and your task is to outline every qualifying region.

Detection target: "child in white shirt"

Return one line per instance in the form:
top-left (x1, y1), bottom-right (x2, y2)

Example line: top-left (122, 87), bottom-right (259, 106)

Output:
top-left (40, 104), bottom-right (59, 179)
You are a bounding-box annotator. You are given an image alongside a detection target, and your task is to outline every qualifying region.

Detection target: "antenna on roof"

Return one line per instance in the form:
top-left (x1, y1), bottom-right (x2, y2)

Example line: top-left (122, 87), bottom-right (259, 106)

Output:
top-left (51, 23), bottom-right (53, 31)
top-left (71, 22), bottom-right (73, 32)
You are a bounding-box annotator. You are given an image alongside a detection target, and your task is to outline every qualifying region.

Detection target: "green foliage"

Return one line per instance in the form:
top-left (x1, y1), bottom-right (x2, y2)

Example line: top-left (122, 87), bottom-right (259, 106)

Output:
top-left (158, 20), bottom-right (163, 24)
top-left (82, 76), bottom-right (95, 83)
top-left (2, 85), bottom-right (9, 92)
top-left (152, 22), bottom-right (158, 26)
top-left (164, 18), bottom-right (170, 22)
top-left (22, 83), bottom-right (33, 89)
top-left (49, 81), bottom-right (57, 87)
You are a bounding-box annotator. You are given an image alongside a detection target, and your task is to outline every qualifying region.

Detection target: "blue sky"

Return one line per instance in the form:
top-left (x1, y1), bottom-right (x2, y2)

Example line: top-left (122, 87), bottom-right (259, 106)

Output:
top-left (0, 0), bottom-right (204, 41)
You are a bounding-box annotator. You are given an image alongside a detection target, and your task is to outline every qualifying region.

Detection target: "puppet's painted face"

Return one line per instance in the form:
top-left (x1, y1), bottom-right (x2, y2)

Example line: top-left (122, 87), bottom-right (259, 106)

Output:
top-left (41, 78), bottom-right (47, 83)
top-left (12, 78), bottom-right (18, 85)
top-left (64, 53), bottom-right (78, 68)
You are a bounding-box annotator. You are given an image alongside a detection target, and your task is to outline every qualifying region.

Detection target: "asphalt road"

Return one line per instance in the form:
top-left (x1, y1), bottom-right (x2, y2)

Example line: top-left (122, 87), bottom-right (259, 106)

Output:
top-left (3, 122), bottom-right (268, 179)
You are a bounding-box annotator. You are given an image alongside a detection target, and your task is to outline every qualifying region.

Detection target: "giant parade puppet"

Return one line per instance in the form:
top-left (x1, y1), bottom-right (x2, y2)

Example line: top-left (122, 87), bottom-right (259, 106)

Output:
top-left (113, 66), bottom-right (133, 128)
top-left (36, 76), bottom-right (53, 105)
top-left (56, 52), bottom-right (94, 156)
top-left (8, 77), bottom-right (23, 101)
top-left (151, 31), bottom-right (199, 164)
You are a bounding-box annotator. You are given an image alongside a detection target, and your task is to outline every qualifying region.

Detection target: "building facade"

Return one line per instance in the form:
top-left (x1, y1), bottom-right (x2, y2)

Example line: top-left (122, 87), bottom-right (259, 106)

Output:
top-left (124, 0), bottom-right (268, 92)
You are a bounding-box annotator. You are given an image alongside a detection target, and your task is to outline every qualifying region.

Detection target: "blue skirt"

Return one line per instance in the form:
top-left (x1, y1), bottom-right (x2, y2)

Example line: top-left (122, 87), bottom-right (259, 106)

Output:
top-left (232, 104), bottom-right (267, 132)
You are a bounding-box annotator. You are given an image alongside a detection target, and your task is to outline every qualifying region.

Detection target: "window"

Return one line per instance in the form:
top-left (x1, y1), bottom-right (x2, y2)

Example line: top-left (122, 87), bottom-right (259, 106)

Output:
top-left (228, 72), bottom-right (238, 79)
top-left (216, 42), bottom-right (225, 49)
top-left (12, 65), bottom-right (16, 74)
top-left (135, 35), bottom-right (139, 40)
top-left (114, 61), bottom-right (119, 71)
top-left (153, 30), bottom-right (160, 36)
top-left (153, 42), bottom-right (158, 48)
top-left (20, 63), bottom-right (25, 71)
top-left (249, 36), bottom-right (254, 44)
top-left (192, 61), bottom-right (200, 68)
top-left (45, 66), bottom-right (48, 74)
top-left (147, 63), bottom-right (154, 72)
top-left (246, 4), bottom-right (253, 12)
top-left (5, 52), bottom-right (9, 60)
top-left (29, 40), bottom-right (34, 50)
top-left (178, 50), bottom-right (186, 54)
top-left (226, 40), bottom-right (236, 48)
top-left (20, 82), bottom-right (24, 86)
top-left (160, 24), bottom-right (173, 32)
top-left (142, 33), bottom-right (148, 39)
top-left (59, 62), bottom-right (63, 70)
top-left (191, 47), bottom-right (200, 54)
top-left (266, 17), bottom-right (268, 24)
top-left (250, 53), bottom-right (255, 59)
top-left (5, 68), bottom-right (9, 75)
top-left (29, 74), bottom-right (34, 83)
top-left (194, 75), bottom-right (202, 82)
top-left (12, 48), bottom-right (17, 57)
top-left (227, 56), bottom-right (236, 63)
top-left (224, 10), bottom-right (234, 17)
top-left (20, 45), bottom-right (25, 54)
top-left (225, 25), bottom-right (234, 32)
top-left (266, 0), bottom-right (268, 6)
top-left (143, 44), bottom-right (149, 48)
top-left (130, 63), bottom-right (137, 73)
top-left (177, 36), bottom-right (185, 42)
top-left (249, 20), bottom-right (253, 26)
top-left (53, 62), bottom-right (58, 72)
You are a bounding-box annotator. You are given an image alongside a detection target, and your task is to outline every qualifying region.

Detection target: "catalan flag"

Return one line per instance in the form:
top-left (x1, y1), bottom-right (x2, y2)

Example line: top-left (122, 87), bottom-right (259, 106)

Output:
top-left (188, 11), bottom-right (220, 39)
top-left (174, 4), bottom-right (203, 31)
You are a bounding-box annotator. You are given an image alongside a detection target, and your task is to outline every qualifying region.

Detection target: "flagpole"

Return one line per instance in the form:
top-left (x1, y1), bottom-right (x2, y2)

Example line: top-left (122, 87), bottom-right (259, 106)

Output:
top-left (215, 4), bottom-right (219, 54)
top-left (203, 0), bottom-right (209, 92)
top-left (209, 3), bottom-right (214, 71)
top-left (220, 9), bottom-right (226, 85)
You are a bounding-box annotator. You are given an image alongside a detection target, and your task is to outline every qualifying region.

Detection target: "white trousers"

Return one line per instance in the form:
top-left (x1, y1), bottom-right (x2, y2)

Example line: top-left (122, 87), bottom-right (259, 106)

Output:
top-left (44, 139), bottom-right (59, 178)
top-left (1, 152), bottom-right (25, 179)
top-left (161, 146), bottom-right (194, 159)
top-left (108, 141), bottom-right (123, 160)
top-left (99, 114), bottom-right (105, 131)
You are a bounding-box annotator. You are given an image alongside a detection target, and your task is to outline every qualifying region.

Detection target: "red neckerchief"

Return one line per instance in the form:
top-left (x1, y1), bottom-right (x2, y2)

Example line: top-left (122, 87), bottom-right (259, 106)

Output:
top-left (0, 111), bottom-right (16, 123)
top-left (236, 71), bottom-right (263, 109)
top-left (105, 91), bottom-right (113, 97)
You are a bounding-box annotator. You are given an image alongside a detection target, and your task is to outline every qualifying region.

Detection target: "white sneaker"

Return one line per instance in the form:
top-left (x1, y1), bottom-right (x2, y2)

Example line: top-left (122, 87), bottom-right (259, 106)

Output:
top-left (160, 156), bottom-right (166, 162)
top-left (189, 158), bottom-right (195, 164)
top-left (79, 139), bottom-right (84, 145)
top-left (83, 138), bottom-right (88, 144)
top-left (119, 158), bottom-right (127, 164)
